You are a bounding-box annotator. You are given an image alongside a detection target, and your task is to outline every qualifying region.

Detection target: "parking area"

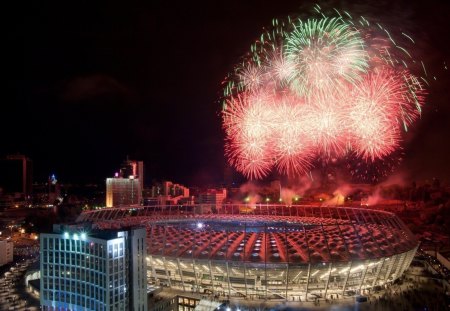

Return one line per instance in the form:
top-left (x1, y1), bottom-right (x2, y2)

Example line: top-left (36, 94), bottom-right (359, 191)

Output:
top-left (0, 258), bottom-right (39, 311)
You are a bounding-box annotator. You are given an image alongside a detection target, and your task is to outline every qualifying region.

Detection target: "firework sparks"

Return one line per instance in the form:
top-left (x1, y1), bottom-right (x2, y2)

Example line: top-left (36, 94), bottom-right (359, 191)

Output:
top-left (222, 7), bottom-right (426, 179)
top-left (285, 17), bottom-right (369, 97)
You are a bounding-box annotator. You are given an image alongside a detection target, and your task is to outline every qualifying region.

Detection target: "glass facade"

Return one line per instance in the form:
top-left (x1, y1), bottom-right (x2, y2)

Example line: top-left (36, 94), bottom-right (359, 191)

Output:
top-left (40, 227), bottom-right (147, 311)
top-left (40, 234), bottom-right (109, 311)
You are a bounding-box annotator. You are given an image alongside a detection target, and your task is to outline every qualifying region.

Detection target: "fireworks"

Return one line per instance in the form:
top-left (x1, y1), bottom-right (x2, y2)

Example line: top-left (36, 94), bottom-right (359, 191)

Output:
top-left (285, 17), bottom-right (369, 97)
top-left (222, 7), bottom-right (426, 179)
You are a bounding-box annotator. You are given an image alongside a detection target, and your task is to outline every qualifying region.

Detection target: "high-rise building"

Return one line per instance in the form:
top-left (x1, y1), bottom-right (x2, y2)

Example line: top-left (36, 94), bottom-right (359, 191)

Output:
top-left (0, 239), bottom-right (13, 266)
top-left (106, 177), bottom-right (142, 207)
top-left (106, 158), bottom-right (144, 208)
top-left (119, 159), bottom-right (144, 192)
top-left (40, 224), bottom-right (147, 311)
top-left (148, 181), bottom-right (190, 206)
top-left (161, 181), bottom-right (189, 197)
top-left (0, 154), bottom-right (33, 199)
top-left (198, 188), bottom-right (227, 209)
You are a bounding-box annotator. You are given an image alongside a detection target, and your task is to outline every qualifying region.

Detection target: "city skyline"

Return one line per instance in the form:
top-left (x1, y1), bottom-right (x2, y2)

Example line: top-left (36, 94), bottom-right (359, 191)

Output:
top-left (6, 0), bottom-right (450, 185)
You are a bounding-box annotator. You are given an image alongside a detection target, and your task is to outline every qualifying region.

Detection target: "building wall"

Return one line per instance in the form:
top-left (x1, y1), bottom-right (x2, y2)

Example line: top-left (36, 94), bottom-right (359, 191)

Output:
top-left (148, 181), bottom-right (190, 206)
top-left (128, 227), bottom-right (147, 311)
top-left (0, 240), bottom-right (13, 266)
top-left (198, 189), bottom-right (227, 209)
top-left (106, 236), bottom-right (129, 310)
top-left (40, 233), bottom-right (109, 310)
top-left (40, 227), bottom-right (147, 311)
top-left (120, 160), bottom-right (144, 192)
top-left (136, 161), bottom-right (144, 192)
top-left (106, 178), bottom-right (142, 208)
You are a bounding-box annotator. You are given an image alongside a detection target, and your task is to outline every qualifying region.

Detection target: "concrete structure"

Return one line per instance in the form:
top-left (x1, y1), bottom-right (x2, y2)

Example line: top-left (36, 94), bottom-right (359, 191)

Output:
top-left (119, 159), bottom-right (144, 192)
top-left (148, 181), bottom-right (190, 206)
top-left (0, 239), bottom-right (13, 266)
top-left (151, 181), bottom-right (190, 198)
top-left (106, 158), bottom-right (144, 208)
top-left (78, 204), bottom-right (419, 302)
top-left (198, 188), bottom-right (227, 209)
top-left (40, 224), bottom-right (147, 311)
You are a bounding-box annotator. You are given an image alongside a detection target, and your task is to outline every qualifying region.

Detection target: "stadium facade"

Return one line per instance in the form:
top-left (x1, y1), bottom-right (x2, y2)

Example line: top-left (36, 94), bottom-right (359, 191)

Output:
top-left (78, 204), bottom-right (418, 301)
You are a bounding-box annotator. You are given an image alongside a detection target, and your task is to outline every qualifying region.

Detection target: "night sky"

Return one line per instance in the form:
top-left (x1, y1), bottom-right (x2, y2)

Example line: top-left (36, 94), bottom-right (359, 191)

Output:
top-left (5, 0), bottom-right (450, 186)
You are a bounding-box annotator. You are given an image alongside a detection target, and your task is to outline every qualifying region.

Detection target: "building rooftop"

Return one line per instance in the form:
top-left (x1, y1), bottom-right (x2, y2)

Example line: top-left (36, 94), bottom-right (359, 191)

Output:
top-left (48, 223), bottom-right (144, 240)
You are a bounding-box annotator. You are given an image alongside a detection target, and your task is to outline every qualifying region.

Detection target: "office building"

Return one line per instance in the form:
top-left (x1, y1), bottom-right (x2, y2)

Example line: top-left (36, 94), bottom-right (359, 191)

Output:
top-left (119, 159), bottom-right (144, 192)
top-left (106, 177), bottom-right (142, 207)
top-left (40, 224), bottom-right (147, 311)
top-left (148, 181), bottom-right (190, 206)
top-left (151, 181), bottom-right (189, 198)
top-left (106, 158), bottom-right (144, 208)
top-left (198, 188), bottom-right (227, 209)
top-left (0, 239), bottom-right (13, 266)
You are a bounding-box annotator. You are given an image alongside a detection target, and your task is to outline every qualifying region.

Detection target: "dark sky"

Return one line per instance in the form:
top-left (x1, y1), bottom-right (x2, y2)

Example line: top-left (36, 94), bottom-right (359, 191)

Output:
top-left (5, 0), bottom-right (450, 186)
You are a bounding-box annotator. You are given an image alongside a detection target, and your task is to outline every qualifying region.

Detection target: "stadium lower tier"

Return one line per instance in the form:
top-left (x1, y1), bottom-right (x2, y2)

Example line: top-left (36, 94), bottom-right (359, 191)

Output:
top-left (147, 246), bottom-right (417, 300)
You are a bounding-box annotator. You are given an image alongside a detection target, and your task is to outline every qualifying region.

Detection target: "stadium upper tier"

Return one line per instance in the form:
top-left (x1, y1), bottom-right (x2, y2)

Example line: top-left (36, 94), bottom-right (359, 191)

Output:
top-left (77, 205), bottom-right (417, 264)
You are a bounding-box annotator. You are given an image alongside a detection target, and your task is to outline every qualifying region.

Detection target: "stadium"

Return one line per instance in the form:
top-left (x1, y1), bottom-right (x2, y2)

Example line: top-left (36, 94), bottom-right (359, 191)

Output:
top-left (77, 205), bottom-right (418, 301)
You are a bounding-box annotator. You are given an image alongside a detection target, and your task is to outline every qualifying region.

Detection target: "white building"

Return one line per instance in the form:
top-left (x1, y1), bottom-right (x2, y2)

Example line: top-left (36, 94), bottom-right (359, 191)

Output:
top-left (40, 225), bottom-right (147, 311)
top-left (0, 239), bottom-right (13, 266)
